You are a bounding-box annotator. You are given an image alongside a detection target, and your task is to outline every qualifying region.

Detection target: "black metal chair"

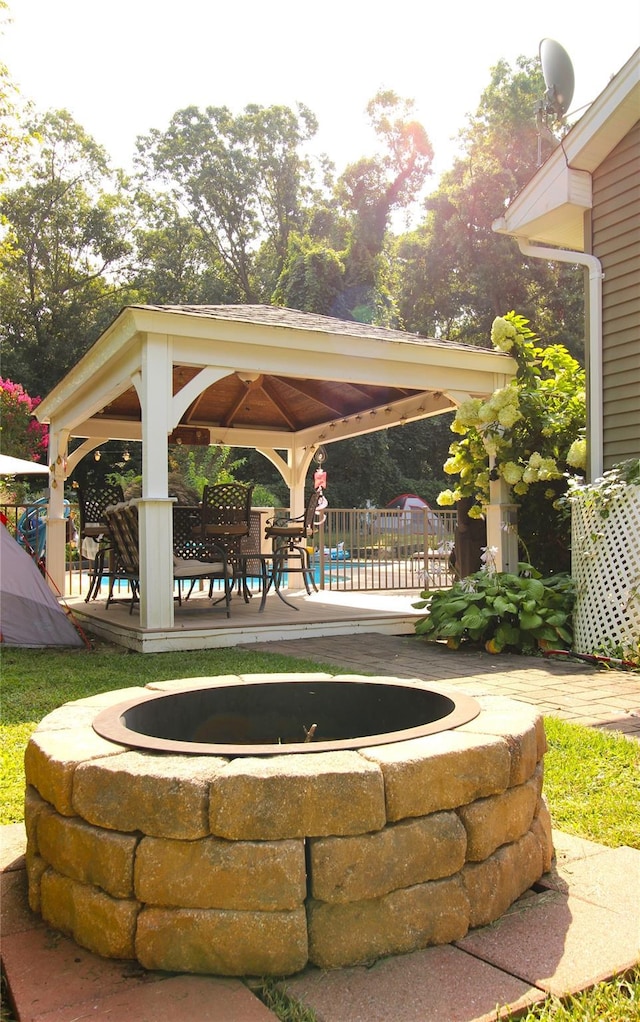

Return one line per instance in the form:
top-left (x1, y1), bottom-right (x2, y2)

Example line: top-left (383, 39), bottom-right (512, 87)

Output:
top-left (78, 482), bottom-right (124, 601)
top-left (265, 490), bottom-right (325, 608)
top-left (200, 482), bottom-right (254, 600)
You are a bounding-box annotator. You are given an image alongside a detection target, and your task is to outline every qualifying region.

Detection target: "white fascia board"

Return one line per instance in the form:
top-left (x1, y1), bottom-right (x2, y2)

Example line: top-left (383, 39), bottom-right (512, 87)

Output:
top-left (36, 308), bottom-right (139, 421)
top-left (563, 52), bottom-right (640, 172)
top-left (37, 343), bottom-right (143, 433)
top-left (130, 306), bottom-right (513, 377)
top-left (173, 335), bottom-right (514, 392)
top-left (494, 167), bottom-right (591, 249)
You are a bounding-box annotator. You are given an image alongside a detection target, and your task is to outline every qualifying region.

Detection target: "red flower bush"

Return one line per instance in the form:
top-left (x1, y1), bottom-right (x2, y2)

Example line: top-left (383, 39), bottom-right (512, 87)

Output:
top-left (0, 378), bottom-right (49, 463)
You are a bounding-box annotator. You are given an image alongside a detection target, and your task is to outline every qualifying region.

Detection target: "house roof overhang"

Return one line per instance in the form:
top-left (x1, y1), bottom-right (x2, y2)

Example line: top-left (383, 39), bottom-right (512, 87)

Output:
top-left (36, 304), bottom-right (516, 456)
top-left (493, 48), bottom-right (640, 249)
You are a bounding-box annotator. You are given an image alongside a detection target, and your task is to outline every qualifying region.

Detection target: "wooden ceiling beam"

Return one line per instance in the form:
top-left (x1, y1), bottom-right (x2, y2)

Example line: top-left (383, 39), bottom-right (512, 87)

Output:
top-left (261, 378), bottom-right (299, 430)
top-left (278, 378), bottom-right (345, 416)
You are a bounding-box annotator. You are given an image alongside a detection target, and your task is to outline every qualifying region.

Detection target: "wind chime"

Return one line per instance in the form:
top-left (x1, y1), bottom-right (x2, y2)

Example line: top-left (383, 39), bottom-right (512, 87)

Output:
top-left (313, 446), bottom-right (329, 522)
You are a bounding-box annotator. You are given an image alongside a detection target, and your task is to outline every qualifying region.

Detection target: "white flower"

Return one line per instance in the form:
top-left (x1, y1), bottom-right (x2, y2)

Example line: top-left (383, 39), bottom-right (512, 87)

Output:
top-left (501, 461), bottom-right (524, 485)
top-left (491, 317), bottom-right (517, 352)
top-left (480, 545), bottom-right (498, 573)
top-left (437, 489), bottom-right (456, 506)
top-left (567, 438), bottom-right (587, 470)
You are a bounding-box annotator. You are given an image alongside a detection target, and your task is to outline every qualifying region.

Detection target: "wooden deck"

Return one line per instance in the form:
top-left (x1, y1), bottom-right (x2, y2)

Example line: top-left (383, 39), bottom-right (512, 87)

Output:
top-left (64, 583), bottom-right (424, 653)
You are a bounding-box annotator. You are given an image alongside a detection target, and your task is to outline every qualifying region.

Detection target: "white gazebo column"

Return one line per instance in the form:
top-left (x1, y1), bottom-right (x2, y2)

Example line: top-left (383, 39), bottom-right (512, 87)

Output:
top-left (136, 333), bottom-right (174, 629)
top-left (44, 428), bottom-right (67, 595)
top-left (486, 469), bottom-right (519, 574)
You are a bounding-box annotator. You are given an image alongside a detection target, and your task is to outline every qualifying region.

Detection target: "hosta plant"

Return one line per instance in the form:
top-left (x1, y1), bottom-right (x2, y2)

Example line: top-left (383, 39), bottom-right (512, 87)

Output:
top-left (413, 562), bottom-right (575, 654)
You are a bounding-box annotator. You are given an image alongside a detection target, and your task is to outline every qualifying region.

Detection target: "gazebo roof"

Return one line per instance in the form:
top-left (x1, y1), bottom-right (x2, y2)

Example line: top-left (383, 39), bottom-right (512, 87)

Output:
top-left (37, 304), bottom-right (516, 455)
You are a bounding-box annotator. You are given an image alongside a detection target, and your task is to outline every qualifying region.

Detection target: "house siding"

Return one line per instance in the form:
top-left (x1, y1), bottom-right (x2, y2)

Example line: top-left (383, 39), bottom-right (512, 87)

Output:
top-left (591, 121), bottom-right (640, 469)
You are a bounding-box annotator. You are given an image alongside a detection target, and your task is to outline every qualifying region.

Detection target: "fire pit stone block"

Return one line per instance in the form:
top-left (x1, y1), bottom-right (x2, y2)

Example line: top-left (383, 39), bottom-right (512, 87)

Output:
top-left (134, 835), bottom-right (306, 911)
top-left (309, 810), bottom-right (467, 903)
top-left (24, 727), bottom-right (125, 817)
top-left (40, 868), bottom-right (139, 959)
top-left (307, 874), bottom-right (470, 969)
top-left (361, 730), bottom-right (512, 820)
top-left (208, 751), bottom-right (386, 840)
top-left (135, 904), bottom-right (309, 976)
top-left (72, 750), bottom-right (228, 840)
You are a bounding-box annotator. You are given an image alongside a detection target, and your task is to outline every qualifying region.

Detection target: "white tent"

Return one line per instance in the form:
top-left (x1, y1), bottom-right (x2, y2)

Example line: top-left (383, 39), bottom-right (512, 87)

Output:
top-left (0, 455), bottom-right (49, 476)
top-left (0, 525), bottom-right (83, 647)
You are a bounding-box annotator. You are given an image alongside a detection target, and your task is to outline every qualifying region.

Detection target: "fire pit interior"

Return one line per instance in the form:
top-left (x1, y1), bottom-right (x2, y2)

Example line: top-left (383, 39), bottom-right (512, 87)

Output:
top-left (91, 678), bottom-right (481, 754)
top-left (25, 673), bottom-right (553, 978)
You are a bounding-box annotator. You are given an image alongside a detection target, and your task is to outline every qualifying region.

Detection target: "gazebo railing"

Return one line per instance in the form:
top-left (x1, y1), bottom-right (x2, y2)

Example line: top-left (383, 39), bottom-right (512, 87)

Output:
top-left (313, 507), bottom-right (457, 591)
top-left (1, 501), bottom-right (456, 598)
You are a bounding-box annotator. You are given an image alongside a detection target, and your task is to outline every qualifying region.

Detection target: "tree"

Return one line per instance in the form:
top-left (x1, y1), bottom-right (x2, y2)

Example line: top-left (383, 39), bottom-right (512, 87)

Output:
top-left (0, 1), bottom-right (30, 187)
top-left (395, 57), bottom-right (585, 358)
top-left (437, 312), bottom-right (586, 572)
top-left (272, 232), bottom-right (345, 314)
top-left (320, 433), bottom-right (406, 509)
top-left (273, 91), bottom-right (433, 325)
top-left (385, 415), bottom-right (455, 505)
top-left (334, 91), bottom-right (433, 324)
top-left (131, 190), bottom-right (241, 305)
top-left (0, 110), bottom-right (135, 396)
top-left (135, 103), bottom-right (320, 302)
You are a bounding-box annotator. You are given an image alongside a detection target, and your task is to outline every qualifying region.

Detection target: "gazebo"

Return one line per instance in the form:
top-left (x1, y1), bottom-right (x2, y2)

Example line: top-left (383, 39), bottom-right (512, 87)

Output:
top-left (36, 305), bottom-right (517, 634)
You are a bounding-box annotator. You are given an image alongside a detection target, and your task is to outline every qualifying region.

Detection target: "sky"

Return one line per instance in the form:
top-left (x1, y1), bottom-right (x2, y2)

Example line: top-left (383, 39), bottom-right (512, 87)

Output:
top-left (4, 0), bottom-right (639, 193)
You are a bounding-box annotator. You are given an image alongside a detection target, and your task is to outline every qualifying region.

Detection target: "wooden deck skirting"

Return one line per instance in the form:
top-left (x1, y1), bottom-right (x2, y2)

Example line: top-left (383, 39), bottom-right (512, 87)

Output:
top-left (63, 586), bottom-right (425, 653)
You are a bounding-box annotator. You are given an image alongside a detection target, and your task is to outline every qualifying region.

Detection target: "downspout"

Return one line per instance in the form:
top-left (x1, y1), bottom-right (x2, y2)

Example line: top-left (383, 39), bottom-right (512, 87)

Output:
top-left (515, 238), bottom-right (604, 481)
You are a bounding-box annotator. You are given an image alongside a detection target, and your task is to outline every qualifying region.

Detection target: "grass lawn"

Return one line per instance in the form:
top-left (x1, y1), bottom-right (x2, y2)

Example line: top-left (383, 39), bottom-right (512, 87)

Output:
top-left (1, 637), bottom-right (639, 1021)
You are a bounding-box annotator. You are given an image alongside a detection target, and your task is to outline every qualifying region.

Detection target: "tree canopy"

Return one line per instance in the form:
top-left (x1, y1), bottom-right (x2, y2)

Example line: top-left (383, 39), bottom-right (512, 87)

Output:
top-left (134, 103), bottom-right (320, 303)
top-left (394, 57), bottom-right (585, 358)
top-left (0, 109), bottom-right (135, 394)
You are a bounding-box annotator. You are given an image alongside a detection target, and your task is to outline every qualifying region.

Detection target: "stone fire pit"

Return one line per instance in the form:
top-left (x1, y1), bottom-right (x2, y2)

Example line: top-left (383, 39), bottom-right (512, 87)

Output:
top-left (24, 673), bottom-right (553, 977)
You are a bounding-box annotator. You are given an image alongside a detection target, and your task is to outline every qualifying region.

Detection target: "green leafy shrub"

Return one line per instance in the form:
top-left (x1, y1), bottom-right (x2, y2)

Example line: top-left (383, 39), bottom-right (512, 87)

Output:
top-left (413, 561), bottom-right (574, 653)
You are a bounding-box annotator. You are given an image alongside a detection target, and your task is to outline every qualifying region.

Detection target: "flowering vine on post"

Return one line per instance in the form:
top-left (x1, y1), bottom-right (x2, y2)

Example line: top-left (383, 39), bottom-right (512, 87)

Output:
top-left (436, 312), bottom-right (587, 522)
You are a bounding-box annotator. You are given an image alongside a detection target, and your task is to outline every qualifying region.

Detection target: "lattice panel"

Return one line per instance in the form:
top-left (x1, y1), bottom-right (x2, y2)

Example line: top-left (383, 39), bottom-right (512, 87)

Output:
top-left (572, 485), bottom-right (640, 654)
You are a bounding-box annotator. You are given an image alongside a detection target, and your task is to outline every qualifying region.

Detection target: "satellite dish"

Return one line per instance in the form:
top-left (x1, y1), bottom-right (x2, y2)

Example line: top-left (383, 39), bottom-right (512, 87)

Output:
top-left (539, 38), bottom-right (575, 120)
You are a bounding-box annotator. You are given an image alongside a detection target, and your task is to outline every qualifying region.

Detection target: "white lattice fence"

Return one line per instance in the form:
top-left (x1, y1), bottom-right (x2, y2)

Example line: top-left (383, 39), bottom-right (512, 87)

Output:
top-left (572, 484), bottom-right (640, 653)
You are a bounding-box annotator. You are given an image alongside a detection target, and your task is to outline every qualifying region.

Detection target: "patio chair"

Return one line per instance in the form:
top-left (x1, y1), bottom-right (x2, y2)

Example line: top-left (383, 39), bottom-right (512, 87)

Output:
top-left (78, 482), bottom-right (124, 601)
top-left (104, 501), bottom-right (232, 615)
top-left (265, 489), bottom-right (325, 604)
top-left (173, 503), bottom-right (234, 605)
top-left (200, 482), bottom-right (254, 597)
